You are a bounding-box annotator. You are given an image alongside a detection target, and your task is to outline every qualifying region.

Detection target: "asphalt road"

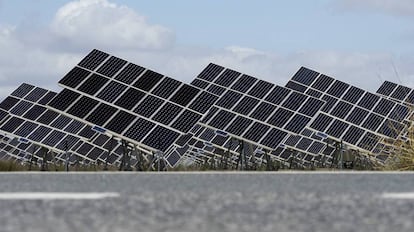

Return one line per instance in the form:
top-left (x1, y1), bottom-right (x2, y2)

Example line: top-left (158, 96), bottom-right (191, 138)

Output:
top-left (0, 171), bottom-right (413, 232)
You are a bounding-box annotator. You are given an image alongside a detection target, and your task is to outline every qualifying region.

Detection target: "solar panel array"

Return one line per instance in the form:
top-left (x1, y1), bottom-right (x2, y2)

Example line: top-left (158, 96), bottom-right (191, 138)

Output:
top-left (0, 49), bottom-right (411, 169)
top-left (175, 63), bottom-right (336, 166)
top-left (48, 50), bottom-right (222, 166)
top-left (0, 83), bottom-right (135, 165)
top-left (285, 67), bottom-right (409, 161)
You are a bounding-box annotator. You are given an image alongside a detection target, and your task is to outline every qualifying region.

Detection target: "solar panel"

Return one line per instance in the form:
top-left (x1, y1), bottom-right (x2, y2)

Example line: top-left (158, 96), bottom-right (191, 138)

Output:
top-left (0, 84), bottom-right (120, 164)
top-left (183, 63), bottom-right (331, 166)
top-left (48, 49), bottom-right (215, 167)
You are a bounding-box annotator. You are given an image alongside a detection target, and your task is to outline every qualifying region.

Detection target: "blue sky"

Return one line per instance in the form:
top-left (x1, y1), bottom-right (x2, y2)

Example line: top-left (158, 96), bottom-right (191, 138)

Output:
top-left (0, 0), bottom-right (413, 97)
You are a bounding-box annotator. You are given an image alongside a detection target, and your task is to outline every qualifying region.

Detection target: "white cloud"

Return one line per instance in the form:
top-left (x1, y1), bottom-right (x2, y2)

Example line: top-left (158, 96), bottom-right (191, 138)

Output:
top-left (51, 0), bottom-right (175, 51)
top-left (337, 0), bottom-right (414, 17)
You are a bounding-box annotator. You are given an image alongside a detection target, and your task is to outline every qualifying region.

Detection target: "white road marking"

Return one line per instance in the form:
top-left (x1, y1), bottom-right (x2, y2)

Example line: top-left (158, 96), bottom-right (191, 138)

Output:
top-left (0, 192), bottom-right (120, 200)
top-left (382, 192), bottom-right (414, 199)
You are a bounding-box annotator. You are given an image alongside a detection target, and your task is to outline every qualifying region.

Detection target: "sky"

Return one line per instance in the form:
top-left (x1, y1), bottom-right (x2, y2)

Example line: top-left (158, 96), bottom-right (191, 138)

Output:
top-left (0, 0), bottom-right (413, 98)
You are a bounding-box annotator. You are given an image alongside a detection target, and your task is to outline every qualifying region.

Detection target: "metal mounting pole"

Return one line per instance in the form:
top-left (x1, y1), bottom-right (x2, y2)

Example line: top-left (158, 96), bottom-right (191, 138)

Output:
top-left (64, 140), bottom-right (69, 172)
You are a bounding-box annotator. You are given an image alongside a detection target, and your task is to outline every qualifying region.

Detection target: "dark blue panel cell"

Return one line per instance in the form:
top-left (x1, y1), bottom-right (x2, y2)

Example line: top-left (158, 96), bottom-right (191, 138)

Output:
top-left (114, 88), bottom-right (145, 110)
top-left (175, 134), bottom-right (193, 147)
top-left (321, 94), bottom-right (338, 113)
top-left (206, 84), bottom-right (226, 96)
top-left (200, 107), bottom-right (219, 124)
top-left (284, 114), bottom-right (311, 133)
top-left (78, 125), bottom-right (96, 139)
top-left (261, 128), bottom-right (287, 149)
top-left (311, 74), bottom-right (334, 92)
top-left (142, 125), bottom-right (180, 152)
top-left (78, 49), bottom-right (109, 71)
top-left (326, 119), bottom-right (349, 138)
top-left (151, 77), bottom-right (181, 99)
top-left (330, 101), bottom-right (353, 119)
top-left (225, 116), bottom-right (253, 136)
top-left (208, 110), bottom-right (236, 130)
top-left (86, 147), bottom-right (105, 160)
top-left (64, 120), bottom-right (85, 134)
top-left (389, 104), bottom-right (409, 122)
top-left (38, 92), bottom-right (57, 105)
top-left (152, 102), bottom-right (182, 125)
top-left (361, 113), bottom-right (384, 131)
top-left (166, 151), bottom-right (181, 167)
top-left (296, 137), bottom-right (313, 151)
top-left (326, 80), bottom-right (349, 98)
top-left (76, 143), bottom-right (94, 156)
top-left (345, 107), bottom-right (369, 126)
top-left (77, 73), bottom-right (109, 96)
top-left (171, 110), bottom-right (202, 133)
top-left (0, 96), bottom-right (19, 111)
top-left (67, 96), bottom-right (99, 118)
top-left (291, 67), bottom-right (319, 86)
top-left (114, 63), bottom-right (145, 84)
top-left (267, 108), bottom-right (294, 128)
top-left (197, 63), bottom-right (225, 82)
top-left (342, 86), bottom-right (364, 104)
top-left (390, 85), bottom-right (411, 101)
top-left (285, 81), bottom-right (307, 93)
top-left (96, 81), bottom-right (128, 103)
top-left (233, 96), bottom-right (259, 115)
top-left (298, 97), bottom-right (324, 117)
top-left (105, 110), bottom-right (136, 134)
top-left (377, 119), bottom-right (404, 139)
top-left (310, 113), bottom-right (334, 132)
top-left (132, 69), bottom-right (163, 92)
top-left (307, 142), bottom-right (325, 154)
top-left (284, 135), bottom-right (301, 146)
top-left (24, 87), bottom-right (49, 103)
top-left (14, 121), bottom-right (38, 137)
top-left (170, 84), bottom-right (200, 107)
top-left (248, 80), bottom-right (273, 99)
top-left (86, 103), bottom-right (118, 126)
top-left (211, 134), bottom-right (229, 146)
top-left (58, 67), bottom-right (91, 88)
top-left (28, 126), bottom-right (52, 142)
top-left (373, 98), bottom-right (395, 117)
top-left (133, 95), bottom-right (164, 118)
top-left (250, 102), bottom-right (276, 121)
top-left (47, 89), bottom-right (80, 111)
top-left (358, 92), bottom-right (380, 110)
top-left (37, 110), bottom-right (59, 125)
top-left (50, 115), bottom-right (73, 130)
top-left (214, 69), bottom-right (240, 87)
top-left (357, 132), bottom-right (378, 151)
top-left (342, 126), bottom-right (364, 145)
top-left (405, 90), bottom-right (414, 105)
top-left (190, 79), bottom-right (209, 89)
top-left (243, 122), bottom-right (270, 142)
top-left (231, 74), bottom-right (257, 93)
top-left (92, 134), bottom-right (110, 147)
top-left (96, 56), bottom-right (127, 77)
top-left (282, 92), bottom-right (307, 111)
top-left (10, 101), bottom-right (32, 116)
top-left (189, 91), bottom-right (219, 114)
top-left (10, 83), bottom-right (35, 98)
top-left (124, 118), bottom-right (155, 142)
top-left (215, 90), bottom-right (242, 109)
top-left (200, 128), bottom-right (215, 141)
top-left (376, 81), bottom-right (397, 97)
top-left (42, 130), bottom-right (65, 147)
